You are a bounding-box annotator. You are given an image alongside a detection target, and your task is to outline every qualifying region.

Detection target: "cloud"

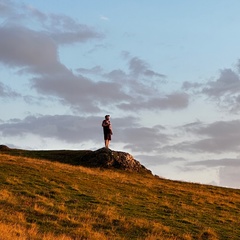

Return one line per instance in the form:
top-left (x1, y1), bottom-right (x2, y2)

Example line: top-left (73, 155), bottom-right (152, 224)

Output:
top-left (0, 23), bottom-right (121, 112)
top-left (0, 114), bottom-right (170, 153)
top-left (118, 92), bottom-right (189, 111)
top-left (0, 115), bottom-right (103, 143)
top-left (219, 166), bottom-right (240, 189)
top-left (202, 69), bottom-right (240, 97)
top-left (120, 53), bottom-right (166, 82)
top-left (23, 3), bottom-right (103, 45)
top-left (186, 157), bottom-right (240, 188)
top-left (118, 126), bottom-right (170, 153)
top-left (25, 4), bottom-right (47, 22)
top-left (32, 73), bottom-right (131, 112)
top-left (135, 154), bottom-right (186, 166)
top-left (49, 20), bottom-right (103, 45)
top-left (168, 120), bottom-right (240, 154)
top-left (0, 82), bottom-right (20, 98)
top-left (182, 81), bottom-right (203, 91)
top-left (128, 56), bottom-right (166, 79)
top-left (0, 13), bottom-right (178, 113)
top-left (194, 120), bottom-right (240, 138)
top-left (187, 158), bottom-right (240, 168)
top-left (0, 25), bottom-right (59, 72)
top-left (76, 66), bottom-right (103, 75)
top-left (0, 2), bottom-right (187, 114)
top-left (1, 1), bottom-right (103, 46)
top-left (190, 120), bottom-right (240, 153)
top-left (103, 56), bottom-right (187, 112)
top-left (30, 53), bottom-right (181, 113)
top-left (0, 18), bottom-right (101, 72)
top-left (183, 61), bottom-right (240, 113)
top-left (41, 12), bottom-right (103, 45)
top-left (0, 0), bottom-right (15, 16)
top-left (100, 15), bottom-right (109, 21)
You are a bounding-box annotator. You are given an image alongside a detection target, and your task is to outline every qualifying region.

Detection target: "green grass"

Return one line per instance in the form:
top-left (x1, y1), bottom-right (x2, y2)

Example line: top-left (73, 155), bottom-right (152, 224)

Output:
top-left (0, 149), bottom-right (240, 239)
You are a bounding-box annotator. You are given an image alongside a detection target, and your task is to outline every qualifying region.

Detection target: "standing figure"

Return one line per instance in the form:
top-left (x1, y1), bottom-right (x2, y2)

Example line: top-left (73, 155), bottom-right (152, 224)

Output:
top-left (102, 115), bottom-right (113, 148)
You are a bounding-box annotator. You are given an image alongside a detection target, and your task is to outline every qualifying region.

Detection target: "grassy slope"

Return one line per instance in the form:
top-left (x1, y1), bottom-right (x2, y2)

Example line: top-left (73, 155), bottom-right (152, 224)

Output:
top-left (0, 150), bottom-right (240, 240)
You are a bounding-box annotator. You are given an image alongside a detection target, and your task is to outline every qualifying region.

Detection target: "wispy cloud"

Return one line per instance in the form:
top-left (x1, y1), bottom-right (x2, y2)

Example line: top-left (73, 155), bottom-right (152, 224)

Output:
top-left (100, 15), bottom-right (109, 21)
top-left (183, 61), bottom-right (240, 113)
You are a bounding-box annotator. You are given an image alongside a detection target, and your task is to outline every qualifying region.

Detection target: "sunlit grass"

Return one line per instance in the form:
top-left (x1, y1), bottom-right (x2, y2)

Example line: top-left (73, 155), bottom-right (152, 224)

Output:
top-left (0, 151), bottom-right (240, 239)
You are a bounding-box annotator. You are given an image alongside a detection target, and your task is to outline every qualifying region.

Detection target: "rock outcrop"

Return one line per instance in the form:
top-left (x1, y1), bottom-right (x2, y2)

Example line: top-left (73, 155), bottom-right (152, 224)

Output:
top-left (82, 147), bottom-right (152, 174)
top-left (0, 145), bottom-right (10, 151)
top-left (0, 145), bottom-right (152, 174)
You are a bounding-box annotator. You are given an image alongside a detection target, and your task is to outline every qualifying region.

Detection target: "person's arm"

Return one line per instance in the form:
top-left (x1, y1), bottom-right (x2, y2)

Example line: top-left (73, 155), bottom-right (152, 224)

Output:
top-left (109, 122), bottom-right (113, 134)
top-left (102, 120), bottom-right (109, 127)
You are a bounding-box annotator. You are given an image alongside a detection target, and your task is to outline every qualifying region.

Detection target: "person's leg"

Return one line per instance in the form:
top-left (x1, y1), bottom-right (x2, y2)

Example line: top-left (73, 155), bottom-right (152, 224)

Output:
top-left (105, 139), bottom-right (109, 148)
top-left (104, 133), bottom-right (111, 148)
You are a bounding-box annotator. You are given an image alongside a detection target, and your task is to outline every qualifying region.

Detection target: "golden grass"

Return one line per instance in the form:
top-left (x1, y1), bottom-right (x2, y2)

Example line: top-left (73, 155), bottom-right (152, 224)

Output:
top-left (0, 152), bottom-right (240, 239)
top-left (0, 222), bottom-right (73, 240)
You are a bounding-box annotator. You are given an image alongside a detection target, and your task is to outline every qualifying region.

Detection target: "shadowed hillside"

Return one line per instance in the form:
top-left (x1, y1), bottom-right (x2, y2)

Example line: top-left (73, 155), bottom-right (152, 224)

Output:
top-left (0, 146), bottom-right (240, 239)
top-left (0, 145), bottom-right (151, 173)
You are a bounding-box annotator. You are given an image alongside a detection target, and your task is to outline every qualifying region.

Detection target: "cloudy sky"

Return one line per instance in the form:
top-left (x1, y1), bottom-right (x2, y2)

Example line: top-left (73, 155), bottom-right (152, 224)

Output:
top-left (1, 0), bottom-right (240, 189)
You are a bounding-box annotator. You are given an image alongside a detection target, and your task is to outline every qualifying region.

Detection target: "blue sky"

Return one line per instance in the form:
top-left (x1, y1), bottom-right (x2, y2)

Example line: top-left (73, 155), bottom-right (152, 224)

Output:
top-left (1, 0), bottom-right (240, 189)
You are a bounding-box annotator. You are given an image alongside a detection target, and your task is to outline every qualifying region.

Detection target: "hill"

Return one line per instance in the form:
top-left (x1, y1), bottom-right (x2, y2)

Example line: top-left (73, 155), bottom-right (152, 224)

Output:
top-left (0, 147), bottom-right (240, 240)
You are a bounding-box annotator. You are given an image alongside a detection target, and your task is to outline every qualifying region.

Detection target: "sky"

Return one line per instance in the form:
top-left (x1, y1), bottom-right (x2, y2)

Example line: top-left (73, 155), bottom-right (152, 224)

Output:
top-left (0, 0), bottom-right (240, 189)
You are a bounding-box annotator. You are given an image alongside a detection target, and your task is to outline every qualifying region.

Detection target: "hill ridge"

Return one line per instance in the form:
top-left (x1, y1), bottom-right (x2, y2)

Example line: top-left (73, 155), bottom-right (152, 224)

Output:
top-left (0, 145), bottom-right (152, 174)
top-left (1, 145), bottom-right (240, 239)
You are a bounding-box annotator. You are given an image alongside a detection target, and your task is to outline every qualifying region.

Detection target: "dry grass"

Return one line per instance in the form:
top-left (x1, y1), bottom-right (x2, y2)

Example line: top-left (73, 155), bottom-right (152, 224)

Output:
top-left (0, 222), bottom-right (73, 240)
top-left (0, 151), bottom-right (240, 239)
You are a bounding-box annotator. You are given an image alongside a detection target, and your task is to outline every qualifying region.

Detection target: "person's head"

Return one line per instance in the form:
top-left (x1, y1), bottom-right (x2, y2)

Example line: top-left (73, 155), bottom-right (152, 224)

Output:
top-left (105, 115), bottom-right (110, 120)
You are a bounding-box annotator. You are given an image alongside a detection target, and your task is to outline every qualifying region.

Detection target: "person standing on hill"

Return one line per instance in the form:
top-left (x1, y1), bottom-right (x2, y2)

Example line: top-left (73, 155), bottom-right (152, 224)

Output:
top-left (102, 115), bottom-right (113, 148)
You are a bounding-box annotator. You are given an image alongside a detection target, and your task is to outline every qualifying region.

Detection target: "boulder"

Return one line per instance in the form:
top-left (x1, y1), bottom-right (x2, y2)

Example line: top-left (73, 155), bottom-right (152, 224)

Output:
top-left (82, 148), bottom-right (152, 174)
top-left (0, 145), bottom-right (10, 151)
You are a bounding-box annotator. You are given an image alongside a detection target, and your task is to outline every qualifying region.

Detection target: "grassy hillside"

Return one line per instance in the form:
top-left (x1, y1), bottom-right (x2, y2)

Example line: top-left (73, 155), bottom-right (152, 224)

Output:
top-left (0, 149), bottom-right (240, 240)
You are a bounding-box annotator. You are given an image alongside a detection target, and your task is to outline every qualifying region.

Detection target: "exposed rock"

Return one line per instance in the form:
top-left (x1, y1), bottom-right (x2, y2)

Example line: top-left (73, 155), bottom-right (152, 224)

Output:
top-left (0, 145), bottom-right (151, 174)
top-left (82, 147), bottom-right (152, 174)
top-left (0, 145), bottom-right (10, 151)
